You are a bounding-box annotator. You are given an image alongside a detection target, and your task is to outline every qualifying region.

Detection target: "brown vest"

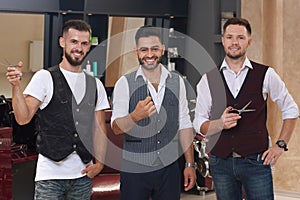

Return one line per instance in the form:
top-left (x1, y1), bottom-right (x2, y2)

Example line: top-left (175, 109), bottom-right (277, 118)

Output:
top-left (206, 61), bottom-right (269, 158)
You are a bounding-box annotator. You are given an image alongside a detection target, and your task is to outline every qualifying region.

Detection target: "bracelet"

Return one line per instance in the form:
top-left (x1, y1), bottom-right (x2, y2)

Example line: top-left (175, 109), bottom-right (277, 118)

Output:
top-left (185, 162), bottom-right (197, 169)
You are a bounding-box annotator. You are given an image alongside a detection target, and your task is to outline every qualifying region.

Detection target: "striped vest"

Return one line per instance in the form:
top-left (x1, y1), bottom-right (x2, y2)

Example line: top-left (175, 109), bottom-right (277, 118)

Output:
top-left (124, 70), bottom-right (180, 166)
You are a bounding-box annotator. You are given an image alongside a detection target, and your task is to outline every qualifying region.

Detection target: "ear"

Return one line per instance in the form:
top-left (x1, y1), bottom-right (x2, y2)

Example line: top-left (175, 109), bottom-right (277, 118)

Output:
top-left (59, 36), bottom-right (65, 48)
top-left (161, 44), bottom-right (165, 55)
top-left (248, 37), bottom-right (253, 46)
top-left (221, 35), bottom-right (225, 46)
top-left (87, 42), bottom-right (91, 52)
top-left (134, 48), bottom-right (139, 56)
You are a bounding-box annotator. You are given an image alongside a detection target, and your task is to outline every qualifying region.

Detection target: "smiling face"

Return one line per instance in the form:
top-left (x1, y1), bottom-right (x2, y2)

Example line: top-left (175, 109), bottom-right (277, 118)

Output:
top-left (59, 28), bottom-right (91, 67)
top-left (222, 24), bottom-right (252, 60)
top-left (135, 36), bottom-right (165, 71)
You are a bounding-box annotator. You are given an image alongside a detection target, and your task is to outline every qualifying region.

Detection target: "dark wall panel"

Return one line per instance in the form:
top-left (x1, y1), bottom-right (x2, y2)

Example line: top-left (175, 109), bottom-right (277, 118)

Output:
top-left (0, 0), bottom-right (59, 13)
top-left (0, 0), bottom-right (188, 17)
top-left (86, 0), bottom-right (188, 17)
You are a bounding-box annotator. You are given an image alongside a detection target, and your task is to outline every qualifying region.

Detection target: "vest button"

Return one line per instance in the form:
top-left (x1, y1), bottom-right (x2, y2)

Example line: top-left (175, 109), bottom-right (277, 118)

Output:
top-left (75, 121), bottom-right (79, 125)
top-left (157, 130), bottom-right (160, 133)
top-left (157, 140), bottom-right (161, 144)
top-left (74, 133), bottom-right (78, 137)
top-left (157, 151), bottom-right (160, 155)
top-left (73, 144), bottom-right (77, 148)
top-left (76, 108), bottom-right (80, 112)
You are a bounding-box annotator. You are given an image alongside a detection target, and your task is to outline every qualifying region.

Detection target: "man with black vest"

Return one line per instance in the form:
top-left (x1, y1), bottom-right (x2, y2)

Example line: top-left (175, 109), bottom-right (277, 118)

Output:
top-left (193, 17), bottom-right (298, 200)
top-left (6, 19), bottom-right (109, 199)
top-left (111, 26), bottom-right (196, 200)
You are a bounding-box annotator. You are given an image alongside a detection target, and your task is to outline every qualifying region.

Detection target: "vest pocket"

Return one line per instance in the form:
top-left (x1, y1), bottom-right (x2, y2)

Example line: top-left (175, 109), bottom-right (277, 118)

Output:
top-left (125, 139), bottom-right (142, 143)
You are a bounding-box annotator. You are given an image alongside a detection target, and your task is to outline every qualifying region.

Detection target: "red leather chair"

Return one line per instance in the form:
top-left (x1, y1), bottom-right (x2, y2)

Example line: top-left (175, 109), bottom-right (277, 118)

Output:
top-left (91, 110), bottom-right (123, 200)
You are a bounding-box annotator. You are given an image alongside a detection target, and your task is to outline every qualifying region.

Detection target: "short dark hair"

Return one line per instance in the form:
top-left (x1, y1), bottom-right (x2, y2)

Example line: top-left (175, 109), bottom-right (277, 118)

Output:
top-left (62, 19), bottom-right (91, 36)
top-left (135, 25), bottom-right (163, 45)
top-left (223, 17), bottom-right (252, 35)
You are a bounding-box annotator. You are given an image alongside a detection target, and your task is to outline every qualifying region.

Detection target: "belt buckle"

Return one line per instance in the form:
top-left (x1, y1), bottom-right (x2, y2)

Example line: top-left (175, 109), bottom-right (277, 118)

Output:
top-left (232, 152), bottom-right (242, 158)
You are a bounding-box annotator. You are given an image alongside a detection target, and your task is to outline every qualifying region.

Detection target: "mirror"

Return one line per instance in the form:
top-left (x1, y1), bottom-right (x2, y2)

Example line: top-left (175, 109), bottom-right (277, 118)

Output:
top-left (0, 12), bottom-right (44, 97)
top-left (105, 16), bottom-right (145, 87)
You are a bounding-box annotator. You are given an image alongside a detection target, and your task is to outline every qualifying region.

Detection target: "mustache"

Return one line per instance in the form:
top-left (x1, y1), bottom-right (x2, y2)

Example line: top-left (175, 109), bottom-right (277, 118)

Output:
top-left (142, 56), bottom-right (159, 60)
top-left (71, 49), bottom-right (84, 55)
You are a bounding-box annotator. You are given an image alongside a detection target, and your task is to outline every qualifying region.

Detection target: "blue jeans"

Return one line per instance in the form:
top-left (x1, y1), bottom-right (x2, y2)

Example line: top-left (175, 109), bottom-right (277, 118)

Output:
top-left (209, 154), bottom-right (274, 200)
top-left (34, 176), bottom-right (92, 200)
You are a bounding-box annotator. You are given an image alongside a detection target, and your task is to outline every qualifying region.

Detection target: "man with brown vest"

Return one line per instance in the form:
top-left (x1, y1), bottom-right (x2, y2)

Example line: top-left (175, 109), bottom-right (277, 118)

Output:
top-left (193, 17), bottom-right (298, 200)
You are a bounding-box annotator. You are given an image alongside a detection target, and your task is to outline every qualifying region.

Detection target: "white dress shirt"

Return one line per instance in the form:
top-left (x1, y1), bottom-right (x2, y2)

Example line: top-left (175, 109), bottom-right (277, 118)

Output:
top-left (193, 57), bottom-right (299, 134)
top-left (111, 64), bottom-right (192, 130)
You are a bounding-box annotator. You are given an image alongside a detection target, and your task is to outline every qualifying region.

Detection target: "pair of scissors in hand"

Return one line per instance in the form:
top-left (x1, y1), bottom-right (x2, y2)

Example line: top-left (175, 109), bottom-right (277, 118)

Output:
top-left (0, 59), bottom-right (17, 68)
top-left (229, 100), bottom-right (256, 115)
top-left (1, 59), bottom-right (22, 80)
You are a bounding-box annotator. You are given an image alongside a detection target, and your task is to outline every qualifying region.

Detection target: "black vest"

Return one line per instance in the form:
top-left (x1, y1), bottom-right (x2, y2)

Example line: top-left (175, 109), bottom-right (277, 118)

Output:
top-left (123, 70), bottom-right (180, 166)
top-left (207, 61), bottom-right (269, 158)
top-left (36, 66), bottom-right (97, 163)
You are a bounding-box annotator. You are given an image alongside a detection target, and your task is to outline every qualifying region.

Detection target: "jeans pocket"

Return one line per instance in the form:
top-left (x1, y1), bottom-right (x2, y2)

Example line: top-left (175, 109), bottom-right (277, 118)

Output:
top-left (246, 157), bottom-right (265, 166)
top-left (209, 154), bottom-right (220, 166)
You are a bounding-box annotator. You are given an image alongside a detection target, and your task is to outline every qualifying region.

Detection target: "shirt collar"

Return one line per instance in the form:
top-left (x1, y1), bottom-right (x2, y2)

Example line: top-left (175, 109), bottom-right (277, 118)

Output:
top-left (135, 64), bottom-right (172, 82)
top-left (220, 57), bottom-right (253, 71)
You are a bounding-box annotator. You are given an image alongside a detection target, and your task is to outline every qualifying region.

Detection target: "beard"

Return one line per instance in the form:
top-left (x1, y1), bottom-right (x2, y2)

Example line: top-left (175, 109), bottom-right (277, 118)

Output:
top-left (65, 50), bottom-right (86, 67)
top-left (138, 55), bottom-right (162, 71)
top-left (225, 47), bottom-right (247, 60)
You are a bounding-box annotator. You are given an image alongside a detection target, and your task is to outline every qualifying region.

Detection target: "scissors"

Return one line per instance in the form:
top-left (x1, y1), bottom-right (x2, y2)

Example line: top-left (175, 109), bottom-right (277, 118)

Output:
top-left (145, 78), bottom-right (150, 96)
top-left (229, 100), bottom-right (256, 115)
top-left (1, 59), bottom-right (22, 80)
top-left (0, 59), bottom-right (17, 68)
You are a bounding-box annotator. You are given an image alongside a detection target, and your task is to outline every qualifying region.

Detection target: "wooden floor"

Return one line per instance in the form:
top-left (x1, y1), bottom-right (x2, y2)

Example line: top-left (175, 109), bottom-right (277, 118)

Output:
top-left (180, 190), bottom-right (300, 200)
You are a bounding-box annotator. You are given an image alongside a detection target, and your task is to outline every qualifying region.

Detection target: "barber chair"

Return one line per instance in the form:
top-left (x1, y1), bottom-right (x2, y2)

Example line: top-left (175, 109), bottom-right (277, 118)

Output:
top-left (193, 134), bottom-right (214, 194)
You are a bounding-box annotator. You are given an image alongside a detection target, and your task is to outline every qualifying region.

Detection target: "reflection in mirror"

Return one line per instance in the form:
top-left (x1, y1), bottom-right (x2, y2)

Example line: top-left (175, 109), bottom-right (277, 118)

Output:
top-left (0, 13), bottom-right (44, 97)
top-left (105, 16), bottom-right (144, 87)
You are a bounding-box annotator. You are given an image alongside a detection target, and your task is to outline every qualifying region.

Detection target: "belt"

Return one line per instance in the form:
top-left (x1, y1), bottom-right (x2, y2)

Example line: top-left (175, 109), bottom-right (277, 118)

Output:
top-left (231, 152), bottom-right (262, 161)
top-left (231, 152), bottom-right (242, 157)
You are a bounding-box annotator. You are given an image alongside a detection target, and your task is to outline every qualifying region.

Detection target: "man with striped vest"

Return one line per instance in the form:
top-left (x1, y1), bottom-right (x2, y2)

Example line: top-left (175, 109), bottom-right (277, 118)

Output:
top-left (111, 25), bottom-right (196, 200)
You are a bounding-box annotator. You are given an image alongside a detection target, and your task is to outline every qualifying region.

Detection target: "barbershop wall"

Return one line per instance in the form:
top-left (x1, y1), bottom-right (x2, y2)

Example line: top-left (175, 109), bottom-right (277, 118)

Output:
top-left (0, 2), bottom-right (299, 194)
top-left (242, 0), bottom-right (300, 193)
top-left (0, 13), bottom-right (44, 98)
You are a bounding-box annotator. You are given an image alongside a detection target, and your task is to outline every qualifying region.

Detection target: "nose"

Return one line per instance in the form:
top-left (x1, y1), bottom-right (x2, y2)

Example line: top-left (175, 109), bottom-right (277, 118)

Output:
top-left (232, 38), bottom-right (239, 44)
top-left (145, 49), bottom-right (154, 57)
top-left (76, 43), bottom-right (83, 50)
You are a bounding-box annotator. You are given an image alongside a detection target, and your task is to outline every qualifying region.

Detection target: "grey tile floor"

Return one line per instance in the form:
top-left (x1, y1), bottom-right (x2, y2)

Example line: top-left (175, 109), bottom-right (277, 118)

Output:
top-left (180, 191), bottom-right (300, 200)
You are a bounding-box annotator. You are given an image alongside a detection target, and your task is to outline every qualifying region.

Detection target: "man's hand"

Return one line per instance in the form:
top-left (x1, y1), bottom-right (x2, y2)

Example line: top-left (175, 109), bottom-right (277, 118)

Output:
top-left (112, 96), bottom-right (157, 134)
top-left (6, 61), bottom-right (23, 86)
top-left (221, 106), bottom-right (242, 130)
top-left (130, 96), bottom-right (156, 122)
top-left (183, 167), bottom-right (196, 191)
top-left (262, 146), bottom-right (284, 166)
top-left (81, 162), bottom-right (104, 179)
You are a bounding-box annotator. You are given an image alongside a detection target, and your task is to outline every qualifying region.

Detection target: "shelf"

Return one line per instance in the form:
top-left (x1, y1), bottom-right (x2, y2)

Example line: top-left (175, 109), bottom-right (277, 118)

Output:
top-left (213, 34), bottom-right (222, 43)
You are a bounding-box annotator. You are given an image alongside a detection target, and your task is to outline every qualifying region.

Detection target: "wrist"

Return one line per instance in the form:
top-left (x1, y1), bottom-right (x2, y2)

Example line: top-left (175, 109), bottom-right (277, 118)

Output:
top-left (185, 162), bottom-right (197, 169)
top-left (276, 140), bottom-right (288, 151)
top-left (130, 112), bottom-right (140, 123)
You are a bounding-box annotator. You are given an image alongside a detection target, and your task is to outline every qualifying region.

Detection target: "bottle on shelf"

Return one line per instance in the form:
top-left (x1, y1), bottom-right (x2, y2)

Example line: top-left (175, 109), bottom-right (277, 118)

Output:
top-left (92, 61), bottom-right (98, 77)
top-left (85, 60), bottom-right (93, 76)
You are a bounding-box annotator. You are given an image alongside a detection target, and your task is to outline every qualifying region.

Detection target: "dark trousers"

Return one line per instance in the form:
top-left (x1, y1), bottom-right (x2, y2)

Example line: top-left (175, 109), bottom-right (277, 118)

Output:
top-left (120, 161), bottom-right (181, 200)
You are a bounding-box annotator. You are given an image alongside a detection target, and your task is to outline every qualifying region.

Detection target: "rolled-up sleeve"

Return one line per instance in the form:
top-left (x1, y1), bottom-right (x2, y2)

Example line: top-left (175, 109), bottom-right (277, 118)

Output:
top-left (193, 74), bottom-right (212, 134)
top-left (178, 77), bottom-right (193, 130)
top-left (264, 68), bottom-right (299, 119)
top-left (111, 76), bottom-right (130, 125)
